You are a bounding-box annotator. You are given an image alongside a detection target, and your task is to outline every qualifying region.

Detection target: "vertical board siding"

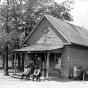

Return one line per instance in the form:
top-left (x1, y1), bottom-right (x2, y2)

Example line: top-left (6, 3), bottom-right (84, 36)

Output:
top-left (27, 18), bottom-right (46, 45)
top-left (60, 46), bottom-right (69, 77)
top-left (69, 45), bottom-right (88, 72)
top-left (27, 18), bottom-right (68, 45)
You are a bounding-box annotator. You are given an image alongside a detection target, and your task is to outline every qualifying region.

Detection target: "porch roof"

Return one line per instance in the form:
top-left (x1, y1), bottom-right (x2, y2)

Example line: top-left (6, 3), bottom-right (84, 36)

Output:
top-left (14, 43), bottom-right (64, 52)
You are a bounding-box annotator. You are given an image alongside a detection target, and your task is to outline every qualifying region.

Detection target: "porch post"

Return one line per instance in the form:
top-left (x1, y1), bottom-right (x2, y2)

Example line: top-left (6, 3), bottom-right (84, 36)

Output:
top-left (40, 53), bottom-right (42, 71)
top-left (14, 53), bottom-right (16, 74)
top-left (22, 53), bottom-right (25, 71)
top-left (67, 46), bottom-right (70, 78)
top-left (12, 54), bottom-right (14, 67)
top-left (18, 53), bottom-right (20, 70)
top-left (46, 52), bottom-right (50, 78)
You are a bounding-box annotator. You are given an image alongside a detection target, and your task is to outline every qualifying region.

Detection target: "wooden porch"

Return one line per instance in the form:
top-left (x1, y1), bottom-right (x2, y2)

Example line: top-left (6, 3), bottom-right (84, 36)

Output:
top-left (13, 43), bottom-right (64, 79)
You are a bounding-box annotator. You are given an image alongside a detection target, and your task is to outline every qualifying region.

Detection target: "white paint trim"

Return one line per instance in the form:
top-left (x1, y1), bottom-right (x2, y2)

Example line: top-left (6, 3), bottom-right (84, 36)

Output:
top-left (45, 15), bottom-right (71, 43)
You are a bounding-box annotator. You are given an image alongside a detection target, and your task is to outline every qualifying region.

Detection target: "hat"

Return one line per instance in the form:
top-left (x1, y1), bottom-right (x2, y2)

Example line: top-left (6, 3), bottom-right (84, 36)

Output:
top-left (35, 66), bottom-right (38, 69)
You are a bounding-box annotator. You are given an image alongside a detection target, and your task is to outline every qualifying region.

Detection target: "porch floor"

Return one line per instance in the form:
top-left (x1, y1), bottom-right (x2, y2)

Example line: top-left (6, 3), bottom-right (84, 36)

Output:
top-left (9, 71), bottom-right (72, 82)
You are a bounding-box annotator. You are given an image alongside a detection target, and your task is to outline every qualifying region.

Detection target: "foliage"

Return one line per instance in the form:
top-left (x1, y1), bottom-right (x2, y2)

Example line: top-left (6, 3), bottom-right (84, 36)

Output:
top-left (0, 0), bottom-right (74, 60)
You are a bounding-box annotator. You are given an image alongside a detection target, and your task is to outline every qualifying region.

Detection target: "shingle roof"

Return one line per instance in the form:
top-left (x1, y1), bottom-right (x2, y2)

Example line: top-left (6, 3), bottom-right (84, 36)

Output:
top-left (14, 43), bottom-right (63, 52)
top-left (45, 14), bottom-right (88, 46)
top-left (24, 14), bottom-right (88, 47)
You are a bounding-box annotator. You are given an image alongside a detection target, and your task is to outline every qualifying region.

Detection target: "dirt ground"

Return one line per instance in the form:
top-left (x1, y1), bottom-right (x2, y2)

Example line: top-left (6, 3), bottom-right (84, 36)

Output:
top-left (0, 70), bottom-right (88, 88)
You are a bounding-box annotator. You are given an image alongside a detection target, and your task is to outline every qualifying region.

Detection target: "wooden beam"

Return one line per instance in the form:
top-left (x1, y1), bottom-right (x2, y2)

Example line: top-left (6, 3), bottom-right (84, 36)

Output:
top-left (12, 54), bottom-right (14, 67)
top-left (40, 53), bottom-right (42, 71)
top-left (67, 46), bottom-right (70, 77)
top-left (46, 52), bottom-right (50, 78)
top-left (22, 53), bottom-right (25, 71)
top-left (18, 53), bottom-right (20, 70)
top-left (14, 53), bottom-right (16, 74)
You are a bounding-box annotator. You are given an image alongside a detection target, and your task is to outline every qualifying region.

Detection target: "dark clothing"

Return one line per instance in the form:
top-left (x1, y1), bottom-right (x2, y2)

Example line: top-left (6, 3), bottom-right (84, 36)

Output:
top-left (22, 74), bottom-right (27, 80)
top-left (33, 73), bottom-right (41, 81)
top-left (21, 64), bottom-right (35, 80)
top-left (29, 63), bottom-right (35, 74)
top-left (26, 63), bottom-right (35, 79)
top-left (85, 71), bottom-right (88, 80)
top-left (21, 73), bottom-right (27, 80)
top-left (32, 68), bottom-right (41, 81)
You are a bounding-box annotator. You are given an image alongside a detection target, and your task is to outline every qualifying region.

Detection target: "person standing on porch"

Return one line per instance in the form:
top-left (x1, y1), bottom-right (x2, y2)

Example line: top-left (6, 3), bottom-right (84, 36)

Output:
top-left (42, 61), bottom-right (46, 77)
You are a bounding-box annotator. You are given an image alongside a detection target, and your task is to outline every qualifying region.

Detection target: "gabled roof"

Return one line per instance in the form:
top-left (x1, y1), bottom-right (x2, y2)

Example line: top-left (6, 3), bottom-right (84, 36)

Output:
top-left (24, 14), bottom-right (88, 47)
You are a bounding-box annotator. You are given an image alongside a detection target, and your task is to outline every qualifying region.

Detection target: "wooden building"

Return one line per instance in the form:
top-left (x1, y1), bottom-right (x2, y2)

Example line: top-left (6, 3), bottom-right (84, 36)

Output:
top-left (14, 14), bottom-right (88, 78)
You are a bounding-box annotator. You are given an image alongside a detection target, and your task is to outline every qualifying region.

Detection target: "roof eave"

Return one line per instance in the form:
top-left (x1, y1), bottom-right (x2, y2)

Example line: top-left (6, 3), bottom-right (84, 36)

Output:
top-left (23, 14), bottom-right (45, 44)
top-left (71, 42), bottom-right (88, 48)
top-left (45, 14), bottom-right (71, 44)
top-left (63, 42), bottom-right (71, 45)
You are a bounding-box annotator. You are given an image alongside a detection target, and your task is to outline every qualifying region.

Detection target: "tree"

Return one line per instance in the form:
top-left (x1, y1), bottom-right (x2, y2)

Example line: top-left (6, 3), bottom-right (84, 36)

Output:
top-left (3, 0), bottom-right (9, 76)
top-left (0, 0), bottom-right (74, 39)
top-left (20, 0), bottom-right (74, 37)
top-left (0, 0), bottom-right (74, 72)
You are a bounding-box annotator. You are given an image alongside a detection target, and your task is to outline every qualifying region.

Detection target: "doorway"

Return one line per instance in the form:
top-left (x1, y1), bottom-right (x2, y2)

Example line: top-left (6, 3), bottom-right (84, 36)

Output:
top-left (49, 53), bottom-right (61, 77)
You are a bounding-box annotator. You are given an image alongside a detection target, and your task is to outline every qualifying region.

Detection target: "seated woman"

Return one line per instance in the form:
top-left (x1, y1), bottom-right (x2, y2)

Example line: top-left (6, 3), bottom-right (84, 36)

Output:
top-left (32, 66), bottom-right (41, 81)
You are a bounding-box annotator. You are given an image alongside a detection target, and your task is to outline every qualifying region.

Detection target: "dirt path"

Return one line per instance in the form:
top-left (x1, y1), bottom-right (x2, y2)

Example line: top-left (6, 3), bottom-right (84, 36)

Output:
top-left (0, 70), bottom-right (88, 88)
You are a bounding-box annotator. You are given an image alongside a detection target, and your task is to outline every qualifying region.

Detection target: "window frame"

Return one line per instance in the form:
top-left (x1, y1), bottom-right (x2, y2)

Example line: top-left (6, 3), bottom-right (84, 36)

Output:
top-left (54, 53), bottom-right (62, 69)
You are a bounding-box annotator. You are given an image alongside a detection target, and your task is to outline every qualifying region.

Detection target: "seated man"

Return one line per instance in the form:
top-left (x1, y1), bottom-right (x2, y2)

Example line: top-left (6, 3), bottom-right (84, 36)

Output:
top-left (85, 70), bottom-right (88, 80)
top-left (21, 65), bottom-right (29, 80)
top-left (26, 62), bottom-right (35, 80)
top-left (32, 66), bottom-right (41, 81)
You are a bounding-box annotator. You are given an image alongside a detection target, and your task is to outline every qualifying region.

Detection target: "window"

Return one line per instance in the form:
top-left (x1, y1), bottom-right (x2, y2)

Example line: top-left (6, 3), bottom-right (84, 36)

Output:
top-left (54, 53), bottom-right (61, 69)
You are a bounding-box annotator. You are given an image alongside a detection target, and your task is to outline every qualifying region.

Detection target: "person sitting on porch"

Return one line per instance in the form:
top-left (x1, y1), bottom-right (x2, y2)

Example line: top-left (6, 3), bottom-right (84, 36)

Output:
top-left (21, 65), bottom-right (29, 80)
top-left (85, 70), bottom-right (88, 80)
top-left (25, 62), bottom-right (35, 80)
top-left (32, 66), bottom-right (41, 81)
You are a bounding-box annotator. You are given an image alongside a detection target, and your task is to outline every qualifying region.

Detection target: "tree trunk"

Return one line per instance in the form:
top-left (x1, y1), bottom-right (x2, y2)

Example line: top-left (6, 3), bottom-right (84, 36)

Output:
top-left (2, 54), bottom-right (5, 68)
top-left (12, 54), bottom-right (14, 67)
top-left (4, 44), bottom-right (9, 76)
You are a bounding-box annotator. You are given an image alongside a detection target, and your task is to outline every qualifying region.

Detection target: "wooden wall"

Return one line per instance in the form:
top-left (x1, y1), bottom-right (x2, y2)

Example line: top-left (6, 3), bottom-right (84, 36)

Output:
top-left (60, 45), bottom-right (88, 77)
top-left (59, 46), bottom-right (69, 77)
top-left (26, 17), bottom-right (68, 45)
top-left (69, 45), bottom-right (88, 76)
